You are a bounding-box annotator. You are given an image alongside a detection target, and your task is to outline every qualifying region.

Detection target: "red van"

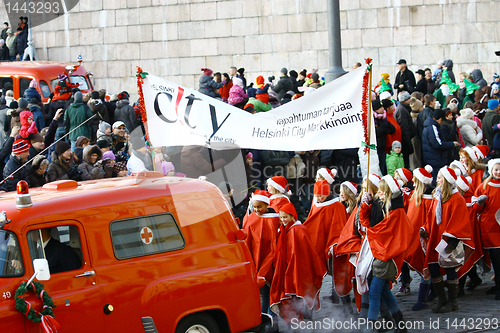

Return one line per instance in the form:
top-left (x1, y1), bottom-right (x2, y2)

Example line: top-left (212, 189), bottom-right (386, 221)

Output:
top-left (0, 173), bottom-right (262, 333)
top-left (0, 59), bottom-right (94, 103)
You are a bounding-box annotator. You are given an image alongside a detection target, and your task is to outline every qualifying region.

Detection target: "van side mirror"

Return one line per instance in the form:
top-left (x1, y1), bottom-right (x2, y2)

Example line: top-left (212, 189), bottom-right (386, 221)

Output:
top-left (33, 259), bottom-right (50, 281)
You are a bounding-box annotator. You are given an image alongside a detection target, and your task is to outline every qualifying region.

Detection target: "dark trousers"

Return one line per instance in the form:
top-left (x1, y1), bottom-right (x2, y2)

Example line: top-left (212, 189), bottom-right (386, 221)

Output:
top-left (429, 263), bottom-right (458, 280)
top-left (489, 248), bottom-right (500, 287)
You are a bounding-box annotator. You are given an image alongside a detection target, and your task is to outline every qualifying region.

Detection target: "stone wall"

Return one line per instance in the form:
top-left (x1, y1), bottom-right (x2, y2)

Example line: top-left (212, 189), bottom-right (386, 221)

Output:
top-left (1, 0), bottom-right (500, 99)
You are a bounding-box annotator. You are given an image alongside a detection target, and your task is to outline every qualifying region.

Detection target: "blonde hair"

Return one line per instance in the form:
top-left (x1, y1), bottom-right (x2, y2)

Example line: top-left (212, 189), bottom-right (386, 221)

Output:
top-left (434, 172), bottom-right (454, 203)
top-left (483, 161), bottom-right (500, 189)
top-left (410, 177), bottom-right (425, 207)
top-left (376, 180), bottom-right (392, 217)
top-left (357, 178), bottom-right (378, 202)
top-left (341, 184), bottom-right (357, 214)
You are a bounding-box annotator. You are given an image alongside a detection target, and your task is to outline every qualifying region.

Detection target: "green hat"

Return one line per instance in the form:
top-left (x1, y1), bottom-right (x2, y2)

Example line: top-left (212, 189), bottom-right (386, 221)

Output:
top-left (440, 69), bottom-right (460, 94)
top-left (464, 78), bottom-right (480, 95)
top-left (379, 79), bottom-right (392, 94)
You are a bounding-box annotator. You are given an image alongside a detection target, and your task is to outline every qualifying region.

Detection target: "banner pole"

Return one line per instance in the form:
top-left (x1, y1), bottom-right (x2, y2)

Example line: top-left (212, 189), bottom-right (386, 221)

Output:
top-left (366, 66), bottom-right (373, 176)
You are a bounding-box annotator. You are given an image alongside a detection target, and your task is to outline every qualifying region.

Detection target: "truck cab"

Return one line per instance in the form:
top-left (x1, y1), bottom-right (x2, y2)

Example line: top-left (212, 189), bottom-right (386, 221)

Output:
top-left (0, 59), bottom-right (94, 103)
top-left (0, 173), bottom-right (261, 333)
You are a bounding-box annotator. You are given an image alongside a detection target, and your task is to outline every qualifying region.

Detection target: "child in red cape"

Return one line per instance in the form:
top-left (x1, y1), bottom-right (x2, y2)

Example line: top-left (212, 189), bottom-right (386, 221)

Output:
top-left (358, 175), bottom-right (411, 332)
top-left (455, 173), bottom-right (483, 296)
top-left (243, 189), bottom-right (279, 315)
top-left (420, 166), bottom-right (474, 313)
top-left (404, 165), bottom-right (434, 311)
top-left (305, 180), bottom-right (347, 304)
top-left (270, 202), bottom-right (324, 326)
top-left (460, 145), bottom-right (488, 192)
top-left (267, 176), bottom-right (290, 214)
top-left (474, 158), bottom-right (500, 300)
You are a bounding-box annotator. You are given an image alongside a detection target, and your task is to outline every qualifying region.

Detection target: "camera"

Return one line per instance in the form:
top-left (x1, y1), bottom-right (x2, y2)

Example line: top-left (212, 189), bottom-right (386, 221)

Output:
top-left (268, 76), bottom-right (275, 82)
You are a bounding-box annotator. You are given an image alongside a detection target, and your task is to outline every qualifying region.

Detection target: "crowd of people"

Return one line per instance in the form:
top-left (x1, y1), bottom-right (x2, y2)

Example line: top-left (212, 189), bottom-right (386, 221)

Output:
top-left (0, 17), bottom-right (30, 61)
top-left (1, 56), bottom-right (500, 332)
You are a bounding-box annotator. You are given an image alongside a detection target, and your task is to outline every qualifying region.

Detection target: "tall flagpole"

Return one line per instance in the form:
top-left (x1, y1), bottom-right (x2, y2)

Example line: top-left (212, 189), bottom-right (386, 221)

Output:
top-left (366, 66), bottom-right (373, 176)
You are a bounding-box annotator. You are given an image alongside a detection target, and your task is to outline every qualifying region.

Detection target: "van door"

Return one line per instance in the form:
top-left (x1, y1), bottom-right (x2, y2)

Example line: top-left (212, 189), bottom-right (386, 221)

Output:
top-left (23, 222), bottom-right (105, 332)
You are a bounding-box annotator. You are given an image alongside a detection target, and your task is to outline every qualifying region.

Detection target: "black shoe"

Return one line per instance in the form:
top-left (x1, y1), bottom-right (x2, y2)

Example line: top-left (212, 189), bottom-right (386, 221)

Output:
top-left (467, 277), bottom-right (482, 291)
top-left (486, 285), bottom-right (500, 295)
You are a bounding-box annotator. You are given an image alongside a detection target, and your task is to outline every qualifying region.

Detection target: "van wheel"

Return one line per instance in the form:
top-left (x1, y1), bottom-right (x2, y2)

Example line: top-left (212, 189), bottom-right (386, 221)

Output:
top-left (175, 314), bottom-right (220, 333)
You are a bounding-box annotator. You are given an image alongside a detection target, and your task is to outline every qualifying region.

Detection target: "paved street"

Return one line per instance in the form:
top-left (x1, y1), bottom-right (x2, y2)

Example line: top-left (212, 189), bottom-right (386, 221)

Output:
top-left (276, 269), bottom-right (500, 332)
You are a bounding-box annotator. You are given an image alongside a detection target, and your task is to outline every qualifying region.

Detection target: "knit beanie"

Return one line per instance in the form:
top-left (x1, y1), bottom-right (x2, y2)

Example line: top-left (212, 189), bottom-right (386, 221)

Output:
top-left (488, 99), bottom-right (499, 110)
top-left (9, 101), bottom-right (18, 109)
top-left (392, 140), bottom-right (402, 150)
top-left (91, 91), bottom-right (100, 100)
top-left (12, 139), bottom-right (29, 155)
top-left (99, 120), bottom-right (111, 133)
top-left (382, 98), bottom-right (393, 109)
top-left (55, 141), bottom-right (71, 156)
top-left (74, 92), bottom-right (83, 102)
top-left (102, 150), bottom-right (115, 160)
top-left (201, 68), bottom-right (213, 76)
top-left (18, 98), bottom-right (28, 109)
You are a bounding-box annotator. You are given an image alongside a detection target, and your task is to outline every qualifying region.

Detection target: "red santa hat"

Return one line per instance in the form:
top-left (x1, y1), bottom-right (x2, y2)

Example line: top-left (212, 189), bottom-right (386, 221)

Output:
top-left (395, 168), bottom-right (412, 184)
top-left (314, 180), bottom-right (331, 195)
top-left (456, 174), bottom-right (472, 192)
top-left (487, 158), bottom-right (500, 175)
top-left (279, 202), bottom-right (298, 221)
top-left (364, 174), bottom-right (381, 188)
top-left (252, 190), bottom-right (271, 205)
top-left (317, 168), bottom-right (336, 184)
top-left (472, 145), bottom-right (489, 161)
top-left (450, 160), bottom-right (467, 176)
top-left (413, 165), bottom-right (433, 185)
top-left (341, 181), bottom-right (358, 196)
top-left (440, 166), bottom-right (458, 185)
top-left (267, 176), bottom-right (289, 194)
top-left (382, 175), bottom-right (401, 195)
top-left (463, 147), bottom-right (479, 163)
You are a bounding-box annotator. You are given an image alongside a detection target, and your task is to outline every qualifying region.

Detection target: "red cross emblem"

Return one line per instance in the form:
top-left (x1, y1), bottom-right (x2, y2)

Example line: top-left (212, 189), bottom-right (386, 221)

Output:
top-left (140, 227), bottom-right (153, 245)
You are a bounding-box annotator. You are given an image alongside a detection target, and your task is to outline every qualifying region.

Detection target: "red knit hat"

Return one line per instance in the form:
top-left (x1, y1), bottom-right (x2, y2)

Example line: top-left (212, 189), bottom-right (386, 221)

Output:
top-left (341, 181), bottom-right (358, 196)
top-left (314, 180), bottom-right (330, 195)
top-left (279, 202), bottom-right (297, 221)
top-left (252, 190), bottom-right (271, 205)
top-left (440, 166), bottom-right (458, 185)
top-left (255, 75), bottom-right (265, 89)
top-left (317, 168), bottom-right (336, 184)
top-left (267, 176), bottom-right (289, 194)
top-left (201, 68), bottom-right (213, 76)
top-left (12, 139), bottom-right (29, 155)
top-left (413, 165), bottom-right (433, 185)
top-left (395, 168), bottom-right (412, 184)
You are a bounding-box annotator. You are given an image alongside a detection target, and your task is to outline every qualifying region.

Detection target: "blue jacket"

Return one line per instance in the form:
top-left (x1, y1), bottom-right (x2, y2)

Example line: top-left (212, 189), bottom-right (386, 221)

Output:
top-left (23, 87), bottom-right (43, 104)
top-left (422, 117), bottom-right (455, 170)
top-left (29, 104), bottom-right (46, 132)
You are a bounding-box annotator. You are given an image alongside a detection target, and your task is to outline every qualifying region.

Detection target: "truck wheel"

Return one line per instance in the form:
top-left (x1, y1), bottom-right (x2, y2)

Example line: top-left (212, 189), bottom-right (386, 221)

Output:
top-left (175, 313), bottom-right (220, 333)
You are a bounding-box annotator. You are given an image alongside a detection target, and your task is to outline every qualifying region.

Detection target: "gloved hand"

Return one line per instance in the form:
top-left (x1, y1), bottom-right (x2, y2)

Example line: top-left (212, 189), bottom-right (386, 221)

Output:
top-left (477, 195), bottom-right (487, 206)
top-left (361, 192), bottom-right (372, 204)
top-left (419, 228), bottom-right (428, 239)
top-left (28, 121), bottom-right (37, 134)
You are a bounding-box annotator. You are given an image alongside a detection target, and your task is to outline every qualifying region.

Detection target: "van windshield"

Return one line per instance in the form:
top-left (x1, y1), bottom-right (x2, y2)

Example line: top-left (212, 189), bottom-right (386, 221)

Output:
top-left (0, 230), bottom-right (24, 277)
top-left (69, 76), bottom-right (89, 90)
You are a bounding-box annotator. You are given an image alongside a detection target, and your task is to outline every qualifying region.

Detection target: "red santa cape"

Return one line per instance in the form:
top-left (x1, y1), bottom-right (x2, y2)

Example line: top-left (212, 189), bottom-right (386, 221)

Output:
top-left (243, 212), bottom-right (279, 283)
top-left (359, 202), bottom-right (412, 275)
top-left (270, 221), bottom-right (325, 322)
top-left (469, 169), bottom-right (485, 194)
top-left (475, 179), bottom-right (500, 249)
top-left (304, 197), bottom-right (347, 271)
top-left (404, 194), bottom-right (433, 278)
top-left (269, 194), bottom-right (290, 215)
top-left (423, 190), bottom-right (474, 266)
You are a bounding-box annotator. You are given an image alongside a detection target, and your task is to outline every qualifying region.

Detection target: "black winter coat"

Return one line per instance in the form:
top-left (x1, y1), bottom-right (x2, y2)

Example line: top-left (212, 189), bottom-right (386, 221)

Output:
top-left (272, 76), bottom-right (294, 102)
top-left (394, 102), bottom-right (415, 155)
top-left (374, 116), bottom-right (396, 154)
top-left (415, 79), bottom-right (427, 95)
top-left (2, 155), bottom-right (28, 192)
top-left (422, 117), bottom-right (454, 170)
top-left (417, 106), bottom-right (435, 140)
top-left (394, 69), bottom-right (416, 94)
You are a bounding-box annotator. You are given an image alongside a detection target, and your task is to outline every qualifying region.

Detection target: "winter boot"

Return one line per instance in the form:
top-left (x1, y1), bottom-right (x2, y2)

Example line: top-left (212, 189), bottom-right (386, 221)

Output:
top-left (427, 284), bottom-right (437, 301)
top-left (391, 310), bottom-right (408, 333)
top-left (440, 280), bottom-right (459, 313)
top-left (412, 283), bottom-right (430, 311)
top-left (457, 276), bottom-right (466, 297)
top-left (431, 279), bottom-right (448, 313)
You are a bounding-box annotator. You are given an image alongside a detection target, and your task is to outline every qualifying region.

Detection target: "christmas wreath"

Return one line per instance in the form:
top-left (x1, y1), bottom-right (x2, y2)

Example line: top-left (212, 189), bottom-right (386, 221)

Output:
top-left (15, 280), bottom-right (56, 323)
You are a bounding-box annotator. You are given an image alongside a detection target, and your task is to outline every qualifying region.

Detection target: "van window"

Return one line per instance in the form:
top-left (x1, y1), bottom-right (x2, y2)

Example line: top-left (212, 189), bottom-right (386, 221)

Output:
top-left (40, 80), bottom-right (51, 97)
top-left (110, 213), bottom-right (185, 260)
top-left (69, 76), bottom-right (88, 90)
top-left (19, 78), bottom-right (32, 98)
top-left (27, 226), bottom-right (83, 274)
top-left (0, 230), bottom-right (24, 277)
top-left (0, 77), bottom-right (13, 92)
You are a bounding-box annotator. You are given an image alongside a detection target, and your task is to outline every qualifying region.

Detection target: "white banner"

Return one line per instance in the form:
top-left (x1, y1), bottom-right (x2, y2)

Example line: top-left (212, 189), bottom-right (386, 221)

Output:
top-left (142, 66), bottom-right (376, 151)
